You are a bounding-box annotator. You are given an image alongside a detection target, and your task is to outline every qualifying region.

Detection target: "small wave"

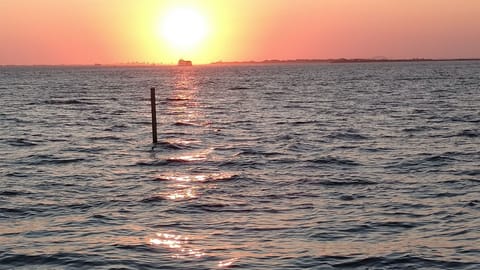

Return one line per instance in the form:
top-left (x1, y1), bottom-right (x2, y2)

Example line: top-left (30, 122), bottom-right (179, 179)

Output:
top-left (0, 207), bottom-right (25, 215)
top-left (275, 134), bottom-right (293, 140)
top-left (166, 157), bottom-right (204, 163)
top-left (282, 104), bottom-right (312, 109)
top-left (453, 169), bottom-right (480, 176)
top-left (163, 149), bottom-right (212, 163)
top-left (360, 147), bottom-right (393, 152)
top-left (326, 130), bottom-right (368, 140)
top-left (387, 154), bottom-right (458, 172)
top-left (134, 120), bottom-right (152, 125)
top-left (0, 206), bottom-right (44, 218)
top-left (339, 194), bottom-right (356, 201)
top-left (113, 242), bottom-right (154, 253)
top-left (333, 254), bottom-right (477, 269)
top-left (371, 220), bottom-right (420, 229)
top-left (300, 178), bottom-right (376, 186)
top-left (0, 252), bottom-right (108, 268)
top-left (235, 149), bottom-right (283, 157)
top-left (0, 190), bottom-right (30, 196)
top-left (465, 200), bottom-right (479, 207)
top-left (4, 117), bottom-right (31, 124)
top-left (135, 160), bottom-right (169, 166)
top-left (455, 129), bottom-right (479, 138)
top-left (64, 146), bottom-right (107, 153)
top-left (112, 109), bottom-right (127, 115)
top-left (153, 172), bottom-right (238, 183)
top-left (228, 86), bottom-right (250, 90)
top-left (308, 156), bottom-right (361, 166)
top-left (423, 155), bottom-right (457, 163)
top-left (219, 159), bottom-right (263, 169)
top-left (140, 195), bottom-right (166, 203)
top-left (42, 99), bottom-right (92, 105)
top-left (432, 192), bottom-right (464, 198)
top-left (166, 97), bottom-right (190, 101)
top-left (260, 191), bottom-right (319, 200)
top-left (402, 126), bottom-right (440, 133)
top-left (48, 158), bottom-right (86, 165)
top-left (173, 121), bottom-right (200, 127)
top-left (0, 253), bottom-right (62, 267)
top-left (184, 202), bottom-right (251, 213)
top-left (88, 135), bottom-right (122, 141)
top-left (4, 172), bottom-right (29, 178)
top-left (5, 138), bottom-right (38, 147)
top-left (86, 116), bottom-right (110, 121)
top-left (22, 154), bottom-right (86, 166)
top-left (104, 124), bottom-right (128, 132)
top-left (450, 115), bottom-right (480, 123)
top-left (291, 120), bottom-right (320, 126)
top-left (403, 127), bottom-right (424, 133)
top-left (161, 138), bottom-right (201, 149)
top-left (155, 141), bottom-right (186, 150)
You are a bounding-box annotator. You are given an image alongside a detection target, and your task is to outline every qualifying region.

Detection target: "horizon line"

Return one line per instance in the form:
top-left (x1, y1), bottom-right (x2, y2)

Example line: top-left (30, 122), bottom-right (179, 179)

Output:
top-left (1, 57), bottom-right (480, 67)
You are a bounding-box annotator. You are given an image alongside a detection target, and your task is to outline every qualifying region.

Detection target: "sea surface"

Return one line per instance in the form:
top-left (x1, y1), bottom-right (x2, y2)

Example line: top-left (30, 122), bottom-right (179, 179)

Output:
top-left (0, 61), bottom-right (479, 269)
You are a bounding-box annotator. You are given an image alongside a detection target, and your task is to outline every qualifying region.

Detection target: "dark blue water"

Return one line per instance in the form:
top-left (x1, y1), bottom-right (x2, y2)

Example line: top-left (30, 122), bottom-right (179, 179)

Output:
top-left (1, 62), bottom-right (479, 269)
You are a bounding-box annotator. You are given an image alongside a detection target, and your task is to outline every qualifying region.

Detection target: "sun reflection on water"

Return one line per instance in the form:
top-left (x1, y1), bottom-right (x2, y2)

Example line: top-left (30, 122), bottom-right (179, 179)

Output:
top-left (156, 172), bottom-right (236, 183)
top-left (166, 70), bottom-right (205, 126)
top-left (148, 232), bottom-right (239, 267)
top-left (153, 172), bottom-right (237, 201)
top-left (218, 258), bottom-right (238, 268)
top-left (164, 138), bottom-right (201, 148)
top-left (146, 71), bottom-right (238, 267)
top-left (149, 232), bottom-right (205, 259)
top-left (167, 175), bottom-right (207, 182)
top-left (169, 93), bottom-right (191, 101)
top-left (164, 185), bottom-right (198, 201)
top-left (167, 148), bottom-right (213, 162)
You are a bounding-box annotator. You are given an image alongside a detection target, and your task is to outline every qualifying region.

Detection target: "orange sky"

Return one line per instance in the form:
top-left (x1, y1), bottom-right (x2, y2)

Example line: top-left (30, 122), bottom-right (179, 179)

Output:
top-left (1, 0), bottom-right (479, 65)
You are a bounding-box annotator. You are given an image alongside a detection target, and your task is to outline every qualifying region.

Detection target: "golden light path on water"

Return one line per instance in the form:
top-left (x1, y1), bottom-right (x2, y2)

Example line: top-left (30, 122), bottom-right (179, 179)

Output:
top-left (164, 184), bottom-right (198, 201)
top-left (148, 232), bottom-right (239, 268)
top-left (149, 232), bottom-right (205, 259)
top-left (153, 171), bottom-right (237, 201)
top-left (166, 148), bottom-right (213, 162)
top-left (147, 69), bottom-right (239, 267)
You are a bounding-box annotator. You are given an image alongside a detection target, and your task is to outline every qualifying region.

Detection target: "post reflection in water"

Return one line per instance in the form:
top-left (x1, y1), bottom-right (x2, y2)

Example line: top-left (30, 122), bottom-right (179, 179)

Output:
top-left (149, 69), bottom-right (239, 267)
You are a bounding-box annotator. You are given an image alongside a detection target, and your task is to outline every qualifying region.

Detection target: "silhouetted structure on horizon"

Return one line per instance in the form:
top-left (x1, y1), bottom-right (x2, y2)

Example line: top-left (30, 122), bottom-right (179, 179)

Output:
top-left (178, 59), bottom-right (192, 66)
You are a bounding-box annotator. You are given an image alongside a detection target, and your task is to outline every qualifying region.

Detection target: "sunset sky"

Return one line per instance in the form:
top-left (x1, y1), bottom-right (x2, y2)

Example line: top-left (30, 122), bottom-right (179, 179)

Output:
top-left (1, 0), bottom-right (479, 65)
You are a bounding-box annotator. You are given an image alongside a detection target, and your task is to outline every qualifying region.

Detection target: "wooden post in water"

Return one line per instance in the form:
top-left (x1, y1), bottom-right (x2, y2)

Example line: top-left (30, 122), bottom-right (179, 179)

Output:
top-left (150, 87), bottom-right (158, 144)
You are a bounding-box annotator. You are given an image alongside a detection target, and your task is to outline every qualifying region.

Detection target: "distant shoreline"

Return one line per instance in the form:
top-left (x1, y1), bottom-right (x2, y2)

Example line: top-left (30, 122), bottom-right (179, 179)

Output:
top-left (1, 58), bottom-right (479, 67)
top-left (209, 58), bottom-right (480, 65)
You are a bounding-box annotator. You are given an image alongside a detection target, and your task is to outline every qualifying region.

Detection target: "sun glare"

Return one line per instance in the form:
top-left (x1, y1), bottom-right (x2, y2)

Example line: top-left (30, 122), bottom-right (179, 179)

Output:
top-left (160, 7), bottom-right (209, 52)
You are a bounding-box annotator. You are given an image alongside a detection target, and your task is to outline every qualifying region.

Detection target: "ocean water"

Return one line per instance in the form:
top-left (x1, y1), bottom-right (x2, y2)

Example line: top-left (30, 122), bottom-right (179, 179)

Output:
top-left (0, 61), bottom-right (479, 270)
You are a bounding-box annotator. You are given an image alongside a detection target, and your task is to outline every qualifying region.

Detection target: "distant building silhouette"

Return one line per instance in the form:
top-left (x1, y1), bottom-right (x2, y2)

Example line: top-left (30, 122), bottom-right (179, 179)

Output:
top-left (178, 59), bottom-right (192, 66)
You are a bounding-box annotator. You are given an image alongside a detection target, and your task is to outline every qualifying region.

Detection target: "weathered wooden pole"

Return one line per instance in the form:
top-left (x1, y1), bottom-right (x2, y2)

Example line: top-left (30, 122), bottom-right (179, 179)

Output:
top-left (150, 87), bottom-right (158, 144)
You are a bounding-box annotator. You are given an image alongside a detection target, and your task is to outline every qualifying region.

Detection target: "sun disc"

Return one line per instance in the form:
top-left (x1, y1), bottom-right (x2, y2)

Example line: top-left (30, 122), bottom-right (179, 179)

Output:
top-left (160, 7), bottom-right (208, 50)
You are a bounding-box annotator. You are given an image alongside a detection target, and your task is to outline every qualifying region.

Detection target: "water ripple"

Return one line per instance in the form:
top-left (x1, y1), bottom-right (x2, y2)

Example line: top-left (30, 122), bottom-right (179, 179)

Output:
top-left (1, 63), bottom-right (479, 269)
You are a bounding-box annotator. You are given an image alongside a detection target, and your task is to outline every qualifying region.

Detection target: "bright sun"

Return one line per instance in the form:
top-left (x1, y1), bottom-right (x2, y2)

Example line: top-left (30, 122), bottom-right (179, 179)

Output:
top-left (160, 7), bottom-right (209, 52)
